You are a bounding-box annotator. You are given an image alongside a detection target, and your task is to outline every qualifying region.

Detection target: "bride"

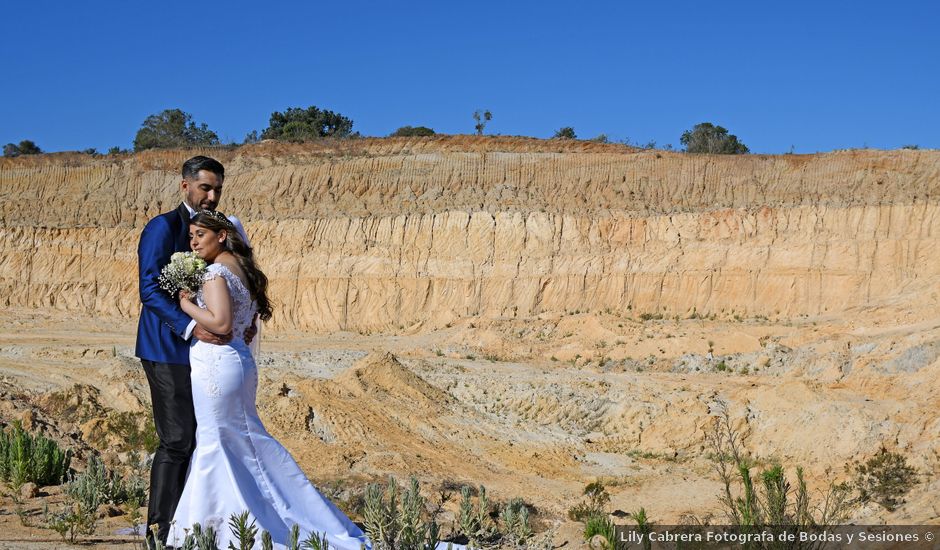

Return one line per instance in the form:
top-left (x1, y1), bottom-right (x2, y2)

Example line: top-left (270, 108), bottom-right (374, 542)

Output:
top-left (169, 210), bottom-right (371, 550)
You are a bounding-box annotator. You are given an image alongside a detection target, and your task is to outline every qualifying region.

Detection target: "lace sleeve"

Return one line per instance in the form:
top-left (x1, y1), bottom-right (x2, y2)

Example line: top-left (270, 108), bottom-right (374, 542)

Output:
top-left (203, 263), bottom-right (225, 283)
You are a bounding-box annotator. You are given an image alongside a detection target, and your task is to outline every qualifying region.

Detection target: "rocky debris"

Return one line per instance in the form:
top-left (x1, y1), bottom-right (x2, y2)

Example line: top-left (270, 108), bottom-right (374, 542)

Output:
top-left (19, 482), bottom-right (38, 499)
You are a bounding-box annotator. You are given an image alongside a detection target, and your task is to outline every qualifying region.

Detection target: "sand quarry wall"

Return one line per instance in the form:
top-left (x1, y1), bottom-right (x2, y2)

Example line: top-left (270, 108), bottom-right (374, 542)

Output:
top-left (1, 136), bottom-right (938, 332)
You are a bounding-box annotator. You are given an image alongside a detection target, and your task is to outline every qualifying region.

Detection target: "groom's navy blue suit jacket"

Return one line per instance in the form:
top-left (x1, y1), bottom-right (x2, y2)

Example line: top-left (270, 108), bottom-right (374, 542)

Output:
top-left (136, 203), bottom-right (193, 365)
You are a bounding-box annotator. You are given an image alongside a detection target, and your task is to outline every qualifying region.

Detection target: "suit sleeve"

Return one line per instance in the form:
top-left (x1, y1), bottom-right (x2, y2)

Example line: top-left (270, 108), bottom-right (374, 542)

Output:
top-left (138, 216), bottom-right (194, 340)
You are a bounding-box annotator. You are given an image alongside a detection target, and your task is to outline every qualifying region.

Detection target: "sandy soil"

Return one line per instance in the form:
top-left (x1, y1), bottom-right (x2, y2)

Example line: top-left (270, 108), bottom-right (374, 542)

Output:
top-left (1, 304), bottom-right (938, 548)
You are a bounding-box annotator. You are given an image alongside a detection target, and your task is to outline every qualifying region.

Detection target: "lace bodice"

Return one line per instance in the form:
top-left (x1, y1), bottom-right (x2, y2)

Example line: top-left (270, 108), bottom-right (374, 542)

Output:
top-left (197, 263), bottom-right (256, 341)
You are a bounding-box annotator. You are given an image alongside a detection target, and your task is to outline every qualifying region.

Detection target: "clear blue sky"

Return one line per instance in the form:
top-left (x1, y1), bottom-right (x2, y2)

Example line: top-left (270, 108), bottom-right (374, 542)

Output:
top-left (2, 1), bottom-right (937, 154)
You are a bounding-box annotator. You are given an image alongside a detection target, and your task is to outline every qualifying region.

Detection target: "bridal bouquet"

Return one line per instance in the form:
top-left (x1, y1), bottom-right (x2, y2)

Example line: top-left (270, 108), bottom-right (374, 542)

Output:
top-left (158, 252), bottom-right (208, 296)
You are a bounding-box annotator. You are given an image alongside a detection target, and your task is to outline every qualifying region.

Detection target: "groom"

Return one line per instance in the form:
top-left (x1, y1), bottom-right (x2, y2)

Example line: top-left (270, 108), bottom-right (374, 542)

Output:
top-left (136, 155), bottom-right (250, 549)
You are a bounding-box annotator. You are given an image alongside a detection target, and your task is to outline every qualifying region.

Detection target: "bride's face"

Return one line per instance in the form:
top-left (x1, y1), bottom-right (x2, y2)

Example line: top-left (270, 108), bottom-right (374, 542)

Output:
top-left (189, 224), bottom-right (227, 261)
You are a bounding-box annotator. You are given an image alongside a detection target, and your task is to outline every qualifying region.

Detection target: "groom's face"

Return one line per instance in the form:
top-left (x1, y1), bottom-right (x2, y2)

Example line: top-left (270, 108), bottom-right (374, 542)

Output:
top-left (181, 170), bottom-right (224, 211)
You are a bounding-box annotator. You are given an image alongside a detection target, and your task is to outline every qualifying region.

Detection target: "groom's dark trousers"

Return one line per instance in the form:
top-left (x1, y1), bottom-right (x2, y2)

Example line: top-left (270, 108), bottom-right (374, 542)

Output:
top-left (141, 360), bottom-right (195, 546)
top-left (136, 204), bottom-right (198, 549)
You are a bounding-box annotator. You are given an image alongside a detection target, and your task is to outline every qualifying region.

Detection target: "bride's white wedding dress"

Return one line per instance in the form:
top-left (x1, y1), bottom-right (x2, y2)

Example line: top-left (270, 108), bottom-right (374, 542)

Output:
top-left (168, 264), bottom-right (370, 550)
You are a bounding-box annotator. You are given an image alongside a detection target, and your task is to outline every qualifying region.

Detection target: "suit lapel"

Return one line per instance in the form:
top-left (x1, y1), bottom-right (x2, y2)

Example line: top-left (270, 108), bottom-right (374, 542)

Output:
top-left (175, 203), bottom-right (191, 252)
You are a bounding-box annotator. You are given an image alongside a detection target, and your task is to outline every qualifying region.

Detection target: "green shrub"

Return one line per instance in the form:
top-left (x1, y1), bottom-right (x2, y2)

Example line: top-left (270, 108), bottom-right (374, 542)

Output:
top-left (852, 447), bottom-right (918, 511)
top-left (458, 484), bottom-right (495, 547)
top-left (0, 422), bottom-right (71, 487)
top-left (391, 126), bottom-right (436, 137)
top-left (228, 511), bottom-right (258, 550)
top-left (638, 313), bottom-right (662, 321)
top-left (3, 140), bottom-right (42, 157)
top-left (184, 522), bottom-right (220, 550)
top-left (704, 403), bottom-right (854, 539)
top-left (46, 464), bottom-right (103, 542)
top-left (261, 530), bottom-right (274, 550)
top-left (567, 481), bottom-right (610, 522)
top-left (363, 476), bottom-right (442, 550)
top-left (260, 106), bottom-right (354, 141)
top-left (680, 122), bottom-right (749, 154)
top-left (44, 453), bottom-right (149, 543)
top-left (107, 410), bottom-right (159, 453)
top-left (499, 497), bottom-right (533, 544)
top-left (583, 514), bottom-right (616, 549)
top-left (133, 109), bottom-right (219, 152)
top-left (631, 508), bottom-right (651, 550)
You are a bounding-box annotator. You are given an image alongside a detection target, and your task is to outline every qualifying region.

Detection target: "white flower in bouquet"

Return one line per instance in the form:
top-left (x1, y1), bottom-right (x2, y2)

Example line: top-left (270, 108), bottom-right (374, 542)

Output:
top-left (158, 252), bottom-right (208, 297)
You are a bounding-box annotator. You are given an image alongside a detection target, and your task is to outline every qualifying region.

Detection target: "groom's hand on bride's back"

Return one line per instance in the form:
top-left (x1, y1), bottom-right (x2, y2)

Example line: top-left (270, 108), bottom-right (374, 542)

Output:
top-left (193, 324), bottom-right (233, 345)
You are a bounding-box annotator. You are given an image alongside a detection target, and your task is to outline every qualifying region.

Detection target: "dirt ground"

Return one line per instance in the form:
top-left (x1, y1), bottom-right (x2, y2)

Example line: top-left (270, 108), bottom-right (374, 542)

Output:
top-left (1, 305), bottom-right (939, 548)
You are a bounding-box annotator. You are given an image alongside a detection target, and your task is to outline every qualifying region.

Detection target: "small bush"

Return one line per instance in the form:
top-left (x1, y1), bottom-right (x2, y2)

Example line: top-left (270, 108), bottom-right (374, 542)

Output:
top-left (499, 497), bottom-right (533, 544)
top-left (46, 464), bottom-right (103, 542)
top-left (583, 514), bottom-right (616, 548)
top-left (3, 140), bottom-right (42, 157)
top-left (680, 122), bottom-right (749, 154)
top-left (852, 447), bottom-right (918, 511)
top-left (133, 109), bottom-right (219, 152)
top-left (176, 522), bottom-right (220, 550)
top-left (228, 511), bottom-right (259, 550)
top-left (44, 453), bottom-right (148, 543)
top-left (259, 106), bottom-right (354, 142)
top-left (107, 410), bottom-right (159, 453)
top-left (704, 402), bottom-right (854, 538)
top-left (391, 126), bottom-right (436, 137)
top-left (459, 484), bottom-right (496, 547)
top-left (567, 481), bottom-right (610, 522)
top-left (363, 476), bottom-right (442, 550)
top-left (0, 422), bottom-right (71, 487)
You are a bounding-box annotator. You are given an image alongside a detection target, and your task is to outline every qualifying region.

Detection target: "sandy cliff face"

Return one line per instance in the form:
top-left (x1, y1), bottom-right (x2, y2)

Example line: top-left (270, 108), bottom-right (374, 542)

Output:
top-left (2, 138), bottom-right (940, 530)
top-left (1, 136), bottom-right (938, 332)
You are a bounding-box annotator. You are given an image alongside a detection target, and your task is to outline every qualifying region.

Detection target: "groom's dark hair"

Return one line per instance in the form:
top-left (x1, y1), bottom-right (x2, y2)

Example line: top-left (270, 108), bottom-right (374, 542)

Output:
top-left (182, 156), bottom-right (224, 181)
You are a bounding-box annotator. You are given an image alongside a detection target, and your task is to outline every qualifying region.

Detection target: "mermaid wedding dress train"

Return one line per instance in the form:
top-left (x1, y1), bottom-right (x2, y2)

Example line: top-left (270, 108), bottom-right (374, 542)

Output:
top-left (168, 264), bottom-right (370, 550)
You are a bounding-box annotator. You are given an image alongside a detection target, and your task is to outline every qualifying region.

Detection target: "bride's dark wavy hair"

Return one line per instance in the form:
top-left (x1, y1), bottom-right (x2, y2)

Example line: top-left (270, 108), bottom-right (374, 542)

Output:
top-left (191, 211), bottom-right (273, 321)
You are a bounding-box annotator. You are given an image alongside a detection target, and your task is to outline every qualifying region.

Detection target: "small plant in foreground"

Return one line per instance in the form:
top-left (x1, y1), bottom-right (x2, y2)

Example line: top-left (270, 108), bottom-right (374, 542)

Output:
top-left (302, 529), bottom-right (331, 550)
top-left (0, 421), bottom-right (71, 487)
top-left (703, 402), bottom-right (854, 547)
top-left (583, 514), bottom-right (617, 549)
top-left (631, 508), bottom-right (652, 550)
top-left (567, 481), bottom-right (611, 522)
top-left (229, 511), bottom-right (259, 549)
top-left (459, 484), bottom-right (496, 547)
top-left (851, 446), bottom-right (918, 511)
top-left (499, 497), bottom-right (533, 545)
top-left (364, 476), bottom-right (442, 550)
